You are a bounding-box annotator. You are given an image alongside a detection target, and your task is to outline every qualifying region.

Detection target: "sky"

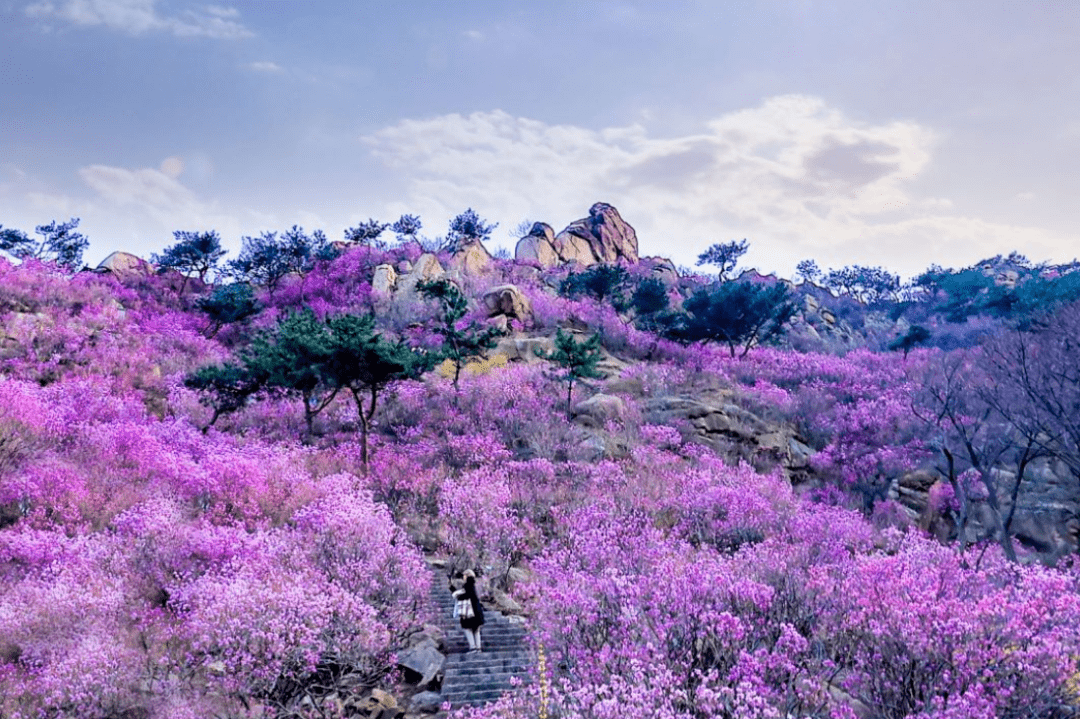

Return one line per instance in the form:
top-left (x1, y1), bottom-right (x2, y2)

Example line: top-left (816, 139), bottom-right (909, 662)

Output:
top-left (2, 0), bottom-right (1078, 279)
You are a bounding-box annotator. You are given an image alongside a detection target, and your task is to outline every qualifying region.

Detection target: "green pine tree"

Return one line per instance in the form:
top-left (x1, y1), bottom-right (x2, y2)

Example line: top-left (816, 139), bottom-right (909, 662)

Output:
top-left (417, 278), bottom-right (506, 392)
top-left (535, 329), bottom-right (604, 418)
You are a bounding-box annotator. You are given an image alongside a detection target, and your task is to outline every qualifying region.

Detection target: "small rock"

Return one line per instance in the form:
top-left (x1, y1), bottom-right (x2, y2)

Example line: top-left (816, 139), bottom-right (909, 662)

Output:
top-left (486, 314), bottom-right (509, 333)
top-left (408, 691), bottom-right (443, 714)
top-left (572, 394), bottom-right (627, 424)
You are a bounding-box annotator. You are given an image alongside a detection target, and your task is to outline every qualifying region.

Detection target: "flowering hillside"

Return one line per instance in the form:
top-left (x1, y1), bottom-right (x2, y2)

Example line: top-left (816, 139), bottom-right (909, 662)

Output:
top-left (1, 225), bottom-right (1079, 719)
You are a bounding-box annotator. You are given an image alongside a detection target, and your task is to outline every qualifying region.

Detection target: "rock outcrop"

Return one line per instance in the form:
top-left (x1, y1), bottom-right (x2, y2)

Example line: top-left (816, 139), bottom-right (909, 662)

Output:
top-left (481, 285), bottom-right (532, 322)
top-left (890, 459), bottom-right (1080, 560)
top-left (95, 252), bottom-right (154, 280)
top-left (372, 264), bottom-right (397, 295)
top-left (554, 202), bottom-right (639, 266)
top-left (514, 223), bottom-right (560, 268)
top-left (395, 253), bottom-right (446, 300)
top-left (449, 238), bottom-right (493, 277)
top-left (515, 204), bottom-right (640, 269)
top-left (643, 395), bottom-right (813, 476)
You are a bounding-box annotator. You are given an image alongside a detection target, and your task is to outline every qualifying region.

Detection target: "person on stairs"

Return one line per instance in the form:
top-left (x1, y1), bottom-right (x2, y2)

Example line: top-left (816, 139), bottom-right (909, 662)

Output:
top-left (451, 569), bottom-right (486, 654)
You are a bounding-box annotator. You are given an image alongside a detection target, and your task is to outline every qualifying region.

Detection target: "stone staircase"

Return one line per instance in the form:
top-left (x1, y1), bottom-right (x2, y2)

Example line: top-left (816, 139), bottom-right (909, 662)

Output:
top-left (429, 574), bottom-right (532, 709)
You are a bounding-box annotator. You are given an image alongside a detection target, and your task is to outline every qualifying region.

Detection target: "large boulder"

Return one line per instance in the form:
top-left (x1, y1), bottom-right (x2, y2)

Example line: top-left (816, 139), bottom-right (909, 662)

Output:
top-left (397, 254), bottom-right (446, 299)
top-left (482, 284), bottom-right (532, 321)
top-left (642, 256), bottom-right (680, 287)
top-left (515, 222), bottom-right (560, 268)
top-left (554, 202), bottom-right (639, 266)
top-left (396, 640), bottom-right (445, 687)
top-left (448, 238), bottom-right (492, 276)
top-left (372, 264), bottom-right (397, 295)
top-left (412, 254), bottom-right (445, 282)
top-left (572, 393), bottom-right (627, 427)
top-left (95, 251), bottom-right (154, 280)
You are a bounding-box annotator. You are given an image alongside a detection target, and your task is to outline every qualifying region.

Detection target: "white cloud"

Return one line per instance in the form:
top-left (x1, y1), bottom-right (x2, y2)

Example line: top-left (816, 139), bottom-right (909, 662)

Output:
top-left (246, 60), bottom-right (283, 73)
top-left (1015, 191), bottom-right (1036, 202)
top-left (364, 96), bottom-right (1078, 277)
top-left (76, 163), bottom-right (248, 249)
top-left (462, 29), bottom-right (483, 41)
top-left (24, 0), bottom-right (253, 39)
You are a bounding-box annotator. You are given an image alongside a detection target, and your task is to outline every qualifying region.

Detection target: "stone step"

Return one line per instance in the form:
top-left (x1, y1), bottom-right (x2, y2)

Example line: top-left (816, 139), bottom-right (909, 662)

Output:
top-left (424, 568), bottom-right (532, 709)
top-left (442, 688), bottom-right (519, 705)
top-left (439, 627), bottom-right (523, 639)
top-left (442, 674), bottom-right (527, 691)
top-left (443, 661), bottom-right (530, 677)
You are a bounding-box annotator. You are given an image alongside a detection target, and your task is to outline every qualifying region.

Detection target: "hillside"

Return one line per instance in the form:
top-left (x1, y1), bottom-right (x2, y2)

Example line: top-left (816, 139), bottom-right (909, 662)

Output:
top-left (1, 206), bottom-right (1079, 719)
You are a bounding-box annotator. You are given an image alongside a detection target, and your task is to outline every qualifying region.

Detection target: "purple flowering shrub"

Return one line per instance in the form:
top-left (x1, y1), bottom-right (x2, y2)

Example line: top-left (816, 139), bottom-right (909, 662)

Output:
top-left (0, 372), bottom-right (427, 717)
top-left (3, 255), bottom-right (1080, 719)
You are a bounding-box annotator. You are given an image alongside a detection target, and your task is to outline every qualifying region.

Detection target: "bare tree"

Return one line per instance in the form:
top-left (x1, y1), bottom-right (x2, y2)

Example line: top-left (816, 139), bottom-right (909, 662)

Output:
top-left (911, 350), bottom-right (1043, 561)
top-left (979, 302), bottom-right (1080, 485)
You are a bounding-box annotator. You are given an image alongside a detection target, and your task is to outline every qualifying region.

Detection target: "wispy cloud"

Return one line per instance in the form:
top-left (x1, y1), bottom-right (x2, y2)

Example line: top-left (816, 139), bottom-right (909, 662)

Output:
top-left (246, 60), bottom-right (283, 73)
top-left (364, 96), bottom-right (1075, 275)
top-left (74, 163), bottom-right (249, 249)
top-left (24, 0), bottom-right (253, 39)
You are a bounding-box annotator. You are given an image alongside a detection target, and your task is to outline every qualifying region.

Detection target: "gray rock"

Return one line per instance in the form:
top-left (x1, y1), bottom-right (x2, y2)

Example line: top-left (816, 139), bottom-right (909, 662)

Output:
top-left (96, 251), bottom-right (154, 280)
top-left (396, 643), bottom-right (445, 687)
top-left (412, 254), bottom-right (446, 282)
top-left (409, 691), bottom-right (443, 714)
top-left (642, 256), bottom-right (680, 286)
top-left (572, 394), bottom-right (627, 424)
top-left (552, 230), bottom-right (598, 266)
top-left (397, 254), bottom-right (446, 299)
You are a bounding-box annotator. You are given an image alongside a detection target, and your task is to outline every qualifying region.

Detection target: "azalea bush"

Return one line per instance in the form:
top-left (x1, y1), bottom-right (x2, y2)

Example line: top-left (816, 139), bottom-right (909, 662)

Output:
top-left (3, 245), bottom-right (1080, 719)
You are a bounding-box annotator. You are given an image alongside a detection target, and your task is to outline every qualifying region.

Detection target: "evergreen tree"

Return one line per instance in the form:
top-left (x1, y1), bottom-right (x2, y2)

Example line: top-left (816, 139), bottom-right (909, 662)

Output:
top-left (152, 230), bottom-right (227, 292)
top-left (629, 276), bottom-right (670, 324)
top-left (417, 278), bottom-right (505, 392)
top-left (889, 325), bottom-right (932, 358)
top-left (535, 329), bottom-right (604, 418)
top-left (244, 308), bottom-right (337, 439)
top-left (662, 280), bottom-right (796, 357)
top-left (446, 208), bottom-right (497, 252)
top-left (322, 313), bottom-right (434, 471)
top-left (391, 214), bottom-right (423, 245)
top-left (183, 363), bottom-right (263, 432)
top-left (227, 226), bottom-right (332, 295)
top-left (559, 265), bottom-right (632, 311)
top-left (196, 283), bottom-right (260, 338)
top-left (344, 219), bottom-right (389, 248)
top-left (0, 218), bottom-right (88, 271)
top-left (696, 239), bottom-right (749, 281)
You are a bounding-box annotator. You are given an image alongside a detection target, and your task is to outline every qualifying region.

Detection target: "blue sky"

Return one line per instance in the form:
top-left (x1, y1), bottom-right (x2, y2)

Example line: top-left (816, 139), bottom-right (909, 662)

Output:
top-left (2, 0), bottom-right (1078, 277)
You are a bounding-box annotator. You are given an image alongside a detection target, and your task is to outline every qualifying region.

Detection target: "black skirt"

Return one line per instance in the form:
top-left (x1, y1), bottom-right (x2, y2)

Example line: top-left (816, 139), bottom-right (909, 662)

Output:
top-left (460, 614), bottom-right (484, 630)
